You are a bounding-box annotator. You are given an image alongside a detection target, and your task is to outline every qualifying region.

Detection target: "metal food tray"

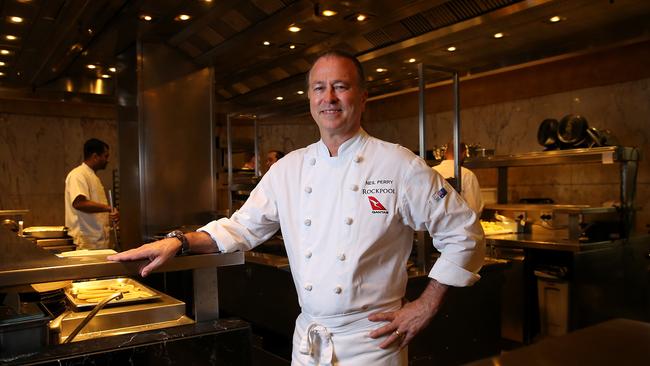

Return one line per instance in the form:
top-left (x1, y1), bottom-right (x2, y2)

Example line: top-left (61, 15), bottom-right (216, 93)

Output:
top-left (64, 278), bottom-right (161, 311)
top-left (22, 226), bottom-right (68, 238)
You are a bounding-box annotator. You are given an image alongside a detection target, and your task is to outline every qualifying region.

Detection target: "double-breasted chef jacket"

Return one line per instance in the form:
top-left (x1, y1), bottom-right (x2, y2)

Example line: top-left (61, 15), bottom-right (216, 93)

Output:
top-left (200, 129), bottom-right (485, 320)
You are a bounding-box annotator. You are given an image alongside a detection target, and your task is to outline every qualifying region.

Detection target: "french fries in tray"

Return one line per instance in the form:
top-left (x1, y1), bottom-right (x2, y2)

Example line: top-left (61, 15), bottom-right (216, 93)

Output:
top-left (65, 278), bottom-right (160, 310)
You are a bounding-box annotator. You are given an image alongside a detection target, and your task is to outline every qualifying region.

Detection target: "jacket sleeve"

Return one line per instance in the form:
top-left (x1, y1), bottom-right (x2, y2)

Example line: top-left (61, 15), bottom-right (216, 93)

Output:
top-left (399, 156), bottom-right (485, 287)
top-left (198, 174), bottom-right (280, 253)
top-left (66, 171), bottom-right (90, 204)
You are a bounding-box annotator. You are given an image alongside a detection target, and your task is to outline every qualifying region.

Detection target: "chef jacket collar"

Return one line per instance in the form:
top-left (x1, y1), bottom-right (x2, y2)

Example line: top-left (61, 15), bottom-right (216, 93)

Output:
top-left (438, 160), bottom-right (454, 168)
top-left (316, 128), bottom-right (368, 161)
top-left (81, 162), bottom-right (95, 174)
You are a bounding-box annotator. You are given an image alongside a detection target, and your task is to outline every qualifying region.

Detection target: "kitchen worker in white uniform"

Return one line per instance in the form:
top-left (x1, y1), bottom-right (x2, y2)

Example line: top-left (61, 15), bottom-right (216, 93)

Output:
top-left (108, 50), bottom-right (484, 365)
top-left (433, 142), bottom-right (484, 215)
top-left (65, 138), bottom-right (119, 249)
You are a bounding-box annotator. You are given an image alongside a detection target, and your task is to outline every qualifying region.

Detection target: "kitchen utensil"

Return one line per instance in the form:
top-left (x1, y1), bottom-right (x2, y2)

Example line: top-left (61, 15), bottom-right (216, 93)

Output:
top-left (537, 118), bottom-right (559, 149)
top-left (108, 189), bottom-right (120, 251)
top-left (557, 114), bottom-right (589, 148)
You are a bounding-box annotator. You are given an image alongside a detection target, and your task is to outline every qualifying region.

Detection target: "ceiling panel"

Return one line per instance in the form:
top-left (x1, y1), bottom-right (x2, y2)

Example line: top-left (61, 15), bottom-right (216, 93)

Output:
top-left (0, 0), bottom-right (647, 116)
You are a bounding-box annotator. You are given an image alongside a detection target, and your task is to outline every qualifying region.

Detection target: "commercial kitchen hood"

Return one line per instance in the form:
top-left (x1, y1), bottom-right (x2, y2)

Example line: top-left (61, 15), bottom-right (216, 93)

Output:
top-left (0, 0), bottom-right (648, 114)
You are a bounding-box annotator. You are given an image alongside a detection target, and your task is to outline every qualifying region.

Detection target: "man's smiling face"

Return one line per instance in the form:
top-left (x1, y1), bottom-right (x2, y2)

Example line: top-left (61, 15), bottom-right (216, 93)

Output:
top-left (308, 55), bottom-right (367, 139)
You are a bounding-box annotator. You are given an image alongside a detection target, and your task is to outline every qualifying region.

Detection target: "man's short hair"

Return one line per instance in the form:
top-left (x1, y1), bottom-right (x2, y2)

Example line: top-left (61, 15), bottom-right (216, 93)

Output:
top-left (270, 150), bottom-right (285, 160)
top-left (307, 49), bottom-right (366, 90)
top-left (84, 138), bottom-right (109, 159)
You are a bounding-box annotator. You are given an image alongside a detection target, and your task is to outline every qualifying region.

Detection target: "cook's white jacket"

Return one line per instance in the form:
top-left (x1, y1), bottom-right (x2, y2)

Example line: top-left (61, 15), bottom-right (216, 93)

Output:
top-left (200, 129), bottom-right (484, 318)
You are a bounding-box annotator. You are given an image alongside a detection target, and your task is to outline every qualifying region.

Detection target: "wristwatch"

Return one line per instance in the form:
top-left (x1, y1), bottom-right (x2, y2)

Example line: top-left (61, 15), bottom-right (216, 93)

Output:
top-left (166, 230), bottom-right (190, 256)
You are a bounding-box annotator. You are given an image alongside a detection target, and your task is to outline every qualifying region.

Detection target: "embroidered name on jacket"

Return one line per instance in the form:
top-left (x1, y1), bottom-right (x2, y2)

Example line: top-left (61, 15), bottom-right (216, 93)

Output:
top-left (363, 179), bottom-right (394, 214)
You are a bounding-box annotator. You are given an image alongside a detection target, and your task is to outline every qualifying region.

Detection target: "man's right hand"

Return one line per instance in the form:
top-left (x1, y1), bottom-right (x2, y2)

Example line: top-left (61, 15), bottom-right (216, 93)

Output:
top-left (107, 238), bottom-right (180, 277)
top-left (109, 208), bottom-right (120, 223)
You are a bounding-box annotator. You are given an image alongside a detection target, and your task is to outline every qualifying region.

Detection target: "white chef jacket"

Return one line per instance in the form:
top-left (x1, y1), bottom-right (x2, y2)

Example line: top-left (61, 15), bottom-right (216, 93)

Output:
top-left (433, 160), bottom-right (484, 215)
top-left (199, 129), bottom-right (484, 364)
top-left (64, 163), bottom-right (110, 249)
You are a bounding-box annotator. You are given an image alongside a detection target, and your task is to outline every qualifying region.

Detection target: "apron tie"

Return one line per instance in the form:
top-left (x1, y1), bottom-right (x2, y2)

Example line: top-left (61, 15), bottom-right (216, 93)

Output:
top-left (299, 322), bottom-right (334, 365)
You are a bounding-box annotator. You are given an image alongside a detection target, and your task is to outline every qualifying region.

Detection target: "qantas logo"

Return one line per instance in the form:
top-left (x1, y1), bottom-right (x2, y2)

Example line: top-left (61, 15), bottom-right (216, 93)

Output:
top-left (368, 196), bottom-right (388, 214)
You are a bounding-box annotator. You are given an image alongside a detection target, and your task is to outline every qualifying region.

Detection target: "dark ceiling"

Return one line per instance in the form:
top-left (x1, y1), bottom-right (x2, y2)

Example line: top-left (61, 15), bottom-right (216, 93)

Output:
top-left (1, 0), bottom-right (649, 115)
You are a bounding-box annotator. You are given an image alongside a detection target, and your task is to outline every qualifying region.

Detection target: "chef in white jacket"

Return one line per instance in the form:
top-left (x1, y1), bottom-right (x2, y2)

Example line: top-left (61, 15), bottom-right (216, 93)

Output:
top-left (433, 142), bottom-right (484, 215)
top-left (109, 50), bottom-right (484, 365)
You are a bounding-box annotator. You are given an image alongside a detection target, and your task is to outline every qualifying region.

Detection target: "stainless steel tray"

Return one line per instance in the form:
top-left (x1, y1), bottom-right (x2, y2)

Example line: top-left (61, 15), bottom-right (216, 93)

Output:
top-left (65, 278), bottom-right (161, 311)
top-left (22, 226), bottom-right (68, 239)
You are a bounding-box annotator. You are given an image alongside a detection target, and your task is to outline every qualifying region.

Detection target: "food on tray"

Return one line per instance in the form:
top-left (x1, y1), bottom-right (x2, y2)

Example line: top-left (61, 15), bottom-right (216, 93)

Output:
top-left (480, 220), bottom-right (515, 235)
top-left (69, 281), bottom-right (155, 304)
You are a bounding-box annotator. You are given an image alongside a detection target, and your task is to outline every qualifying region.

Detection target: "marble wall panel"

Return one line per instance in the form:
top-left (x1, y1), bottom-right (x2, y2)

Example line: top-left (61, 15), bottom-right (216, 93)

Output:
top-left (362, 77), bottom-right (650, 231)
top-left (0, 109), bottom-right (118, 227)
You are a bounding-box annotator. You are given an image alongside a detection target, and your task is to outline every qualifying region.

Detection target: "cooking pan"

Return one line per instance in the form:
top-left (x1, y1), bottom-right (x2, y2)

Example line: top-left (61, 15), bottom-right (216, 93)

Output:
top-left (557, 114), bottom-right (588, 148)
top-left (537, 118), bottom-right (559, 149)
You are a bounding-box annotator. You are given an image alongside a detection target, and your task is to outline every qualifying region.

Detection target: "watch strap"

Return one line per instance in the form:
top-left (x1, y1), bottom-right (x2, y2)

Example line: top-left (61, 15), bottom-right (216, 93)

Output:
top-left (166, 230), bottom-right (190, 256)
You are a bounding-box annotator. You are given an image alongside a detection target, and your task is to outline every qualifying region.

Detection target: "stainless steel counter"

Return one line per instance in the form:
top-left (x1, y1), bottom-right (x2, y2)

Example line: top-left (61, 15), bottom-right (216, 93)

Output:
top-left (485, 232), bottom-right (619, 252)
top-left (0, 251), bottom-right (244, 288)
top-left (0, 230), bottom-right (244, 323)
top-left (0, 232), bottom-right (244, 288)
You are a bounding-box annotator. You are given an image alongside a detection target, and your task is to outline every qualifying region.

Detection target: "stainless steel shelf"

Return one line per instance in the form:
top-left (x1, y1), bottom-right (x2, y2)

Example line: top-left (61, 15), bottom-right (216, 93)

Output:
top-left (0, 251), bottom-right (244, 288)
top-left (464, 146), bottom-right (639, 169)
top-left (0, 231), bottom-right (244, 288)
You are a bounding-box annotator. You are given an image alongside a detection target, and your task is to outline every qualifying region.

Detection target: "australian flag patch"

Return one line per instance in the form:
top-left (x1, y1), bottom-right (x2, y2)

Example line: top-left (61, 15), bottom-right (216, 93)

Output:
top-left (432, 187), bottom-right (448, 202)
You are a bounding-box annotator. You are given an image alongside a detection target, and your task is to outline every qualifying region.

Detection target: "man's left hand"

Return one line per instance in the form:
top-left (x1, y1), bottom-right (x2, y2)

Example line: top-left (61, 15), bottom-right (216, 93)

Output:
top-left (368, 279), bottom-right (448, 349)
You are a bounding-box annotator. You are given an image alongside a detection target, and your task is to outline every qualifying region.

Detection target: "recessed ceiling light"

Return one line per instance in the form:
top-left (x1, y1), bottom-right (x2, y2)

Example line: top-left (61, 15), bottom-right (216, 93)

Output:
top-left (5, 35), bottom-right (17, 41)
top-left (322, 10), bottom-right (337, 17)
top-left (140, 14), bottom-right (153, 21)
top-left (376, 68), bottom-right (387, 73)
top-left (0, 61), bottom-right (5, 66)
top-left (9, 16), bottom-right (23, 24)
top-left (408, 58), bottom-right (416, 63)
top-left (549, 15), bottom-right (561, 23)
top-left (101, 74), bottom-right (110, 79)
top-left (263, 41), bottom-right (271, 46)
top-left (276, 96), bottom-right (284, 101)
top-left (297, 90), bottom-right (304, 95)
top-left (447, 46), bottom-right (457, 52)
top-left (356, 14), bottom-right (367, 22)
top-left (0, 72), bottom-right (4, 76)
top-left (288, 25), bottom-right (301, 32)
top-left (289, 44), bottom-right (296, 49)
top-left (86, 64), bottom-right (97, 69)
top-left (176, 14), bottom-right (191, 21)
top-left (493, 32), bottom-right (504, 39)
top-left (108, 67), bottom-right (117, 73)
top-left (0, 50), bottom-right (11, 55)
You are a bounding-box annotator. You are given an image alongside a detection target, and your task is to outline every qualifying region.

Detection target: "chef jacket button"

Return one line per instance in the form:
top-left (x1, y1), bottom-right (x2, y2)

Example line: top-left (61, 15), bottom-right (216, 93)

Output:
top-left (305, 251), bottom-right (312, 259)
top-left (353, 155), bottom-right (362, 163)
top-left (344, 217), bottom-right (353, 225)
top-left (337, 253), bottom-right (346, 261)
top-left (304, 186), bottom-right (312, 193)
top-left (350, 184), bottom-right (358, 191)
top-left (304, 218), bottom-right (311, 226)
top-left (334, 286), bottom-right (342, 294)
top-left (305, 284), bottom-right (313, 291)
top-left (309, 158), bottom-right (316, 166)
